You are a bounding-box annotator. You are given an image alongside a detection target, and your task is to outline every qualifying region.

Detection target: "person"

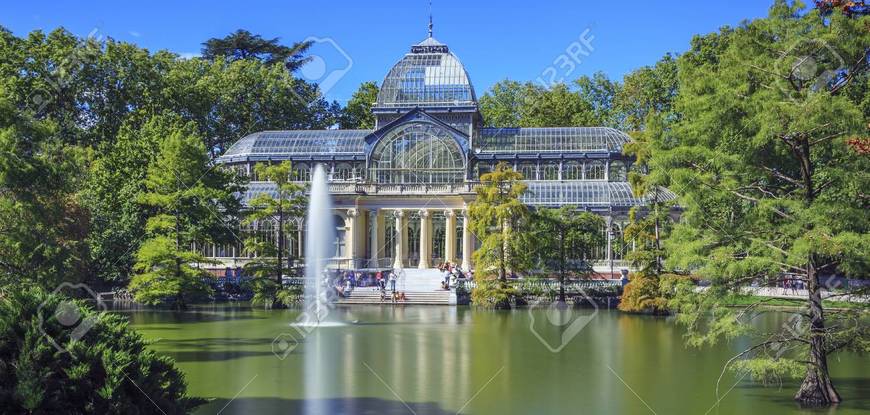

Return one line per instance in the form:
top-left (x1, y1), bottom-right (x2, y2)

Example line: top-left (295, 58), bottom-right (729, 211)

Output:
top-left (389, 271), bottom-right (397, 293)
top-left (398, 292), bottom-right (406, 302)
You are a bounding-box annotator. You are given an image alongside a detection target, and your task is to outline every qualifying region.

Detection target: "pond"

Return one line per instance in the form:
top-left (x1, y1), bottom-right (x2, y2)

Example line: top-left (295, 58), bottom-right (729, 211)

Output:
top-left (121, 304), bottom-right (870, 414)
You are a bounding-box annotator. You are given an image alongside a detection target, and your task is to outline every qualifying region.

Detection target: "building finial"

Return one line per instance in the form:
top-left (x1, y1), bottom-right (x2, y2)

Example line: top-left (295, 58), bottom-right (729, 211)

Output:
top-left (428, 0), bottom-right (433, 38)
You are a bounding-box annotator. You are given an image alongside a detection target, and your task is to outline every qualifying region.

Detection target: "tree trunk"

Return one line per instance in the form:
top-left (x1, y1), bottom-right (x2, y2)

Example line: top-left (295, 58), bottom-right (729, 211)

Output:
top-left (794, 256), bottom-right (840, 405)
top-left (499, 220), bottom-right (508, 284)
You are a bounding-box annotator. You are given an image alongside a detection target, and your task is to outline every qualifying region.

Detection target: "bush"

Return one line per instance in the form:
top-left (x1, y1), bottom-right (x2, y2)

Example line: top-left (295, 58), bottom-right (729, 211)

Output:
top-left (618, 272), bottom-right (670, 314)
top-left (470, 279), bottom-right (518, 309)
top-left (0, 286), bottom-right (203, 414)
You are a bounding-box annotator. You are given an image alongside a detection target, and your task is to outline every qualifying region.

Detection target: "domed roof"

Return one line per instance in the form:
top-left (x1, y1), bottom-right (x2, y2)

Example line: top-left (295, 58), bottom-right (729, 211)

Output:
top-left (375, 37), bottom-right (477, 108)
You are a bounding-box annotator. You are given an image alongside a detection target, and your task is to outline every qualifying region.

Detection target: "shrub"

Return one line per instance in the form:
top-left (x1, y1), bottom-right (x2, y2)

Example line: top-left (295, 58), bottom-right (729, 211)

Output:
top-left (618, 272), bottom-right (670, 314)
top-left (0, 286), bottom-right (203, 414)
top-left (470, 279), bottom-right (518, 309)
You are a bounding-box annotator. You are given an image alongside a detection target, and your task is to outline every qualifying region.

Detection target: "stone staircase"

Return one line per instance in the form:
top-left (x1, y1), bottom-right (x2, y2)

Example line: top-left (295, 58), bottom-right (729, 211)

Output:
top-left (337, 268), bottom-right (455, 305)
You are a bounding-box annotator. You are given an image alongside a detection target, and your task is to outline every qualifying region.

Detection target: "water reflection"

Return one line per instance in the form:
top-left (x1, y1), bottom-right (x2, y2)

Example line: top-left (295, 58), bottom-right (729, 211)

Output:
top-left (121, 305), bottom-right (870, 415)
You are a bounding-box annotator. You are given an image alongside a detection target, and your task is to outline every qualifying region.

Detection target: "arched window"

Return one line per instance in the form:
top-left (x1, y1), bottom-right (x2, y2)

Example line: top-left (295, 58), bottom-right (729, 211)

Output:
top-left (370, 122), bottom-right (465, 184)
top-left (518, 162), bottom-right (537, 180)
top-left (585, 161), bottom-right (605, 180)
top-left (563, 161), bottom-right (583, 180)
top-left (609, 160), bottom-right (627, 181)
top-left (333, 162), bottom-right (354, 181)
top-left (294, 163), bottom-right (310, 182)
top-left (541, 163), bottom-right (559, 180)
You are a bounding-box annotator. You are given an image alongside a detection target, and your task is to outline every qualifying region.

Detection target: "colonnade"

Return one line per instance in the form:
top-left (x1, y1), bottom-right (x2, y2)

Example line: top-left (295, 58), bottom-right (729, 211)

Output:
top-left (343, 208), bottom-right (474, 270)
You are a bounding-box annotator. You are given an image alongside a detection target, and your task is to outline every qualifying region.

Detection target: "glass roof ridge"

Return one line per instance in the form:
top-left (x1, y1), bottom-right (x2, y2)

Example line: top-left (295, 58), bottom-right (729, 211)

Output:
top-left (478, 126), bottom-right (632, 153)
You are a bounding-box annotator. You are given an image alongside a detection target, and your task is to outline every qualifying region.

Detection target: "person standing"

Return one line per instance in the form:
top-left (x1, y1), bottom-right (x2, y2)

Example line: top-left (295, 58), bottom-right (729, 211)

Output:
top-left (389, 271), bottom-right (397, 293)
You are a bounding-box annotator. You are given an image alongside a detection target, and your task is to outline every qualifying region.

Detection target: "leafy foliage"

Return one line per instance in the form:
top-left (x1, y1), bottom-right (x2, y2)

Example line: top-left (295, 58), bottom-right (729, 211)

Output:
top-left (469, 279), bottom-right (519, 309)
top-left (468, 162), bottom-right (532, 283)
top-left (529, 207), bottom-right (604, 301)
top-left (0, 286), bottom-right (203, 413)
top-left (339, 81), bottom-right (379, 129)
top-left (201, 29), bottom-right (312, 69)
top-left (643, 2), bottom-right (870, 404)
top-left (0, 94), bottom-right (91, 289)
top-left (242, 161), bottom-right (307, 308)
top-left (129, 129), bottom-right (242, 308)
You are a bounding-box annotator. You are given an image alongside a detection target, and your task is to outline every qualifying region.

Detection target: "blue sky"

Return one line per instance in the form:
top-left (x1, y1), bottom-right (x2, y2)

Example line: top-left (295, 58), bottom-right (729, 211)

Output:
top-left (3, 0), bottom-right (773, 105)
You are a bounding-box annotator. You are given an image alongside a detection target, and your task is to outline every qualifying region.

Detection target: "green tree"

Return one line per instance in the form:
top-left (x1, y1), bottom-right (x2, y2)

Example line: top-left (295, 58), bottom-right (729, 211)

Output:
top-left (613, 55), bottom-right (679, 132)
top-left (129, 129), bottom-right (242, 308)
top-left (339, 81), bottom-right (378, 129)
top-left (650, 2), bottom-right (869, 404)
top-left (0, 94), bottom-right (90, 289)
top-left (83, 113), bottom-right (191, 284)
top-left (468, 162), bottom-right (531, 284)
top-left (530, 207), bottom-right (604, 302)
top-left (243, 161), bottom-right (307, 307)
top-left (479, 80), bottom-right (601, 127)
top-left (201, 29), bottom-right (312, 69)
top-left (0, 286), bottom-right (203, 413)
top-left (575, 71), bottom-right (620, 127)
top-left (478, 80), bottom-right (526, 127)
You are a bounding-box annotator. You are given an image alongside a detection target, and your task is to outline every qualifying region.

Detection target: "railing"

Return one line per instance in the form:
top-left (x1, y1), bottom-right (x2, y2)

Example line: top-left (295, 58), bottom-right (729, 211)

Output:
top-left (327, 182), bottom-right (477, 195)
top-left (460, 278), bottom-right (621, 292)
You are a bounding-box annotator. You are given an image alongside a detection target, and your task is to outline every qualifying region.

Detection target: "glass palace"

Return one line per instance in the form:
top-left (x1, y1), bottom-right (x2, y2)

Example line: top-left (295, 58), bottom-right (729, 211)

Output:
top-left (209, 35), bottom-right (675, 276)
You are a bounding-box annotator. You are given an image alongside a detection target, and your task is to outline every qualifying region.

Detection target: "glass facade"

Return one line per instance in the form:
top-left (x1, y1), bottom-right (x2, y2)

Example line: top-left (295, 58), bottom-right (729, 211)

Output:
top-left (370, 122), bottom-right (465, 184)
top-left (209, 33), bottom-right (677, 272)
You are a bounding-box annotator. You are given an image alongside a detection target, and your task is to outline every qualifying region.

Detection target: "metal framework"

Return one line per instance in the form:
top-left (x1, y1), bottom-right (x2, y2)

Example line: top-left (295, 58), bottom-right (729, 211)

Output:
top-left (477, 127), bottom-right (630, 153)
top-left (369, 122), bottom-right (465, 184)
top-left (521, 181), bottom-right (676, 208)
top-left (220, 130), bottom-right (369, 161)
top-left (376, 38), bottom-right (476, 108)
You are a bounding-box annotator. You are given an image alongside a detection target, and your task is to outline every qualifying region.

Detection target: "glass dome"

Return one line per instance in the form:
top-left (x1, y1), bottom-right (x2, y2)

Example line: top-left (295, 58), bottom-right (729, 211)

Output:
top-left (376, 37), bottom-right (477, 108)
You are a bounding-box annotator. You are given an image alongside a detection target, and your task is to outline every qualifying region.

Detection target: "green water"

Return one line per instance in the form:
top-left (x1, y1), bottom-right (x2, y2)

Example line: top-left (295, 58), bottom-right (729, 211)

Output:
top-left (122, 305), bottom-right (870, 414)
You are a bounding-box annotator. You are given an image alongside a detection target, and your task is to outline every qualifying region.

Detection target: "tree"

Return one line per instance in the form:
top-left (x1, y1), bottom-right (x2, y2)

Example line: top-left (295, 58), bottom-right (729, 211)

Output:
top-left (0, 94), bottom-right (90, 289)
top-left (613, 55), bottom-right (679, 132)
top-left (83, 113), bottom-right (189, 284)
top-left (339, 81), bottom-right (378, 129)
top-left (478, 80), bottom-right (526, 127)
top-left (0, 286), bottom-right (203, 413)
top-left (649, 2), bottom-right (869, 405)
top-left (129, 128), bottom-right (242, 308)
top-left (575, 71), bottom-right (620, 127)
top-left (468, 162), bottom-right (532, 285)
top-left (201, 29), bottom-right (312, 69)
top-left (242, 161), bottom-right (307, 307)
top-left (530, 207), bottom-right (604, 302)
top-left (479, 80), bottom-right (601, 127)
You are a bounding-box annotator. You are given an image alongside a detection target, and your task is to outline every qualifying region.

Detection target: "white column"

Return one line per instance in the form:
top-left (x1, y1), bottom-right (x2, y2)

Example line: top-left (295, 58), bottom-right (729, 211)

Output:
top-left (393, 210), bottom-right (405, 269)
top-left (461, 211), bottom-right (473, 271)
top-left (346, 209), bottom-right (360, 268)
top-left (444, 209), bottom-right (456, 264)
top-left (418, 209), bottom-right (431, 269)
top-left (369, 209), bottom-right (379, 268)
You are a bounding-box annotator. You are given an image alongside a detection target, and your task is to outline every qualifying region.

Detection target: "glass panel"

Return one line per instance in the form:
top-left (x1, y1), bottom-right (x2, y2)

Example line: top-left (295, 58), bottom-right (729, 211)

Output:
top-left (377, 44), bottom-right (476, 107)
top-left (478, 127), bottom-right (630, 153)
top-left (370, 122), bottom-right (465, 184)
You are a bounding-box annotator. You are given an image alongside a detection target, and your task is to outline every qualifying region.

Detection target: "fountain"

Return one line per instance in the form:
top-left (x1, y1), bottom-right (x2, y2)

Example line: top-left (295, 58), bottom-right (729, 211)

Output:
top-left (303, 164), bottom-right (335, 323)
